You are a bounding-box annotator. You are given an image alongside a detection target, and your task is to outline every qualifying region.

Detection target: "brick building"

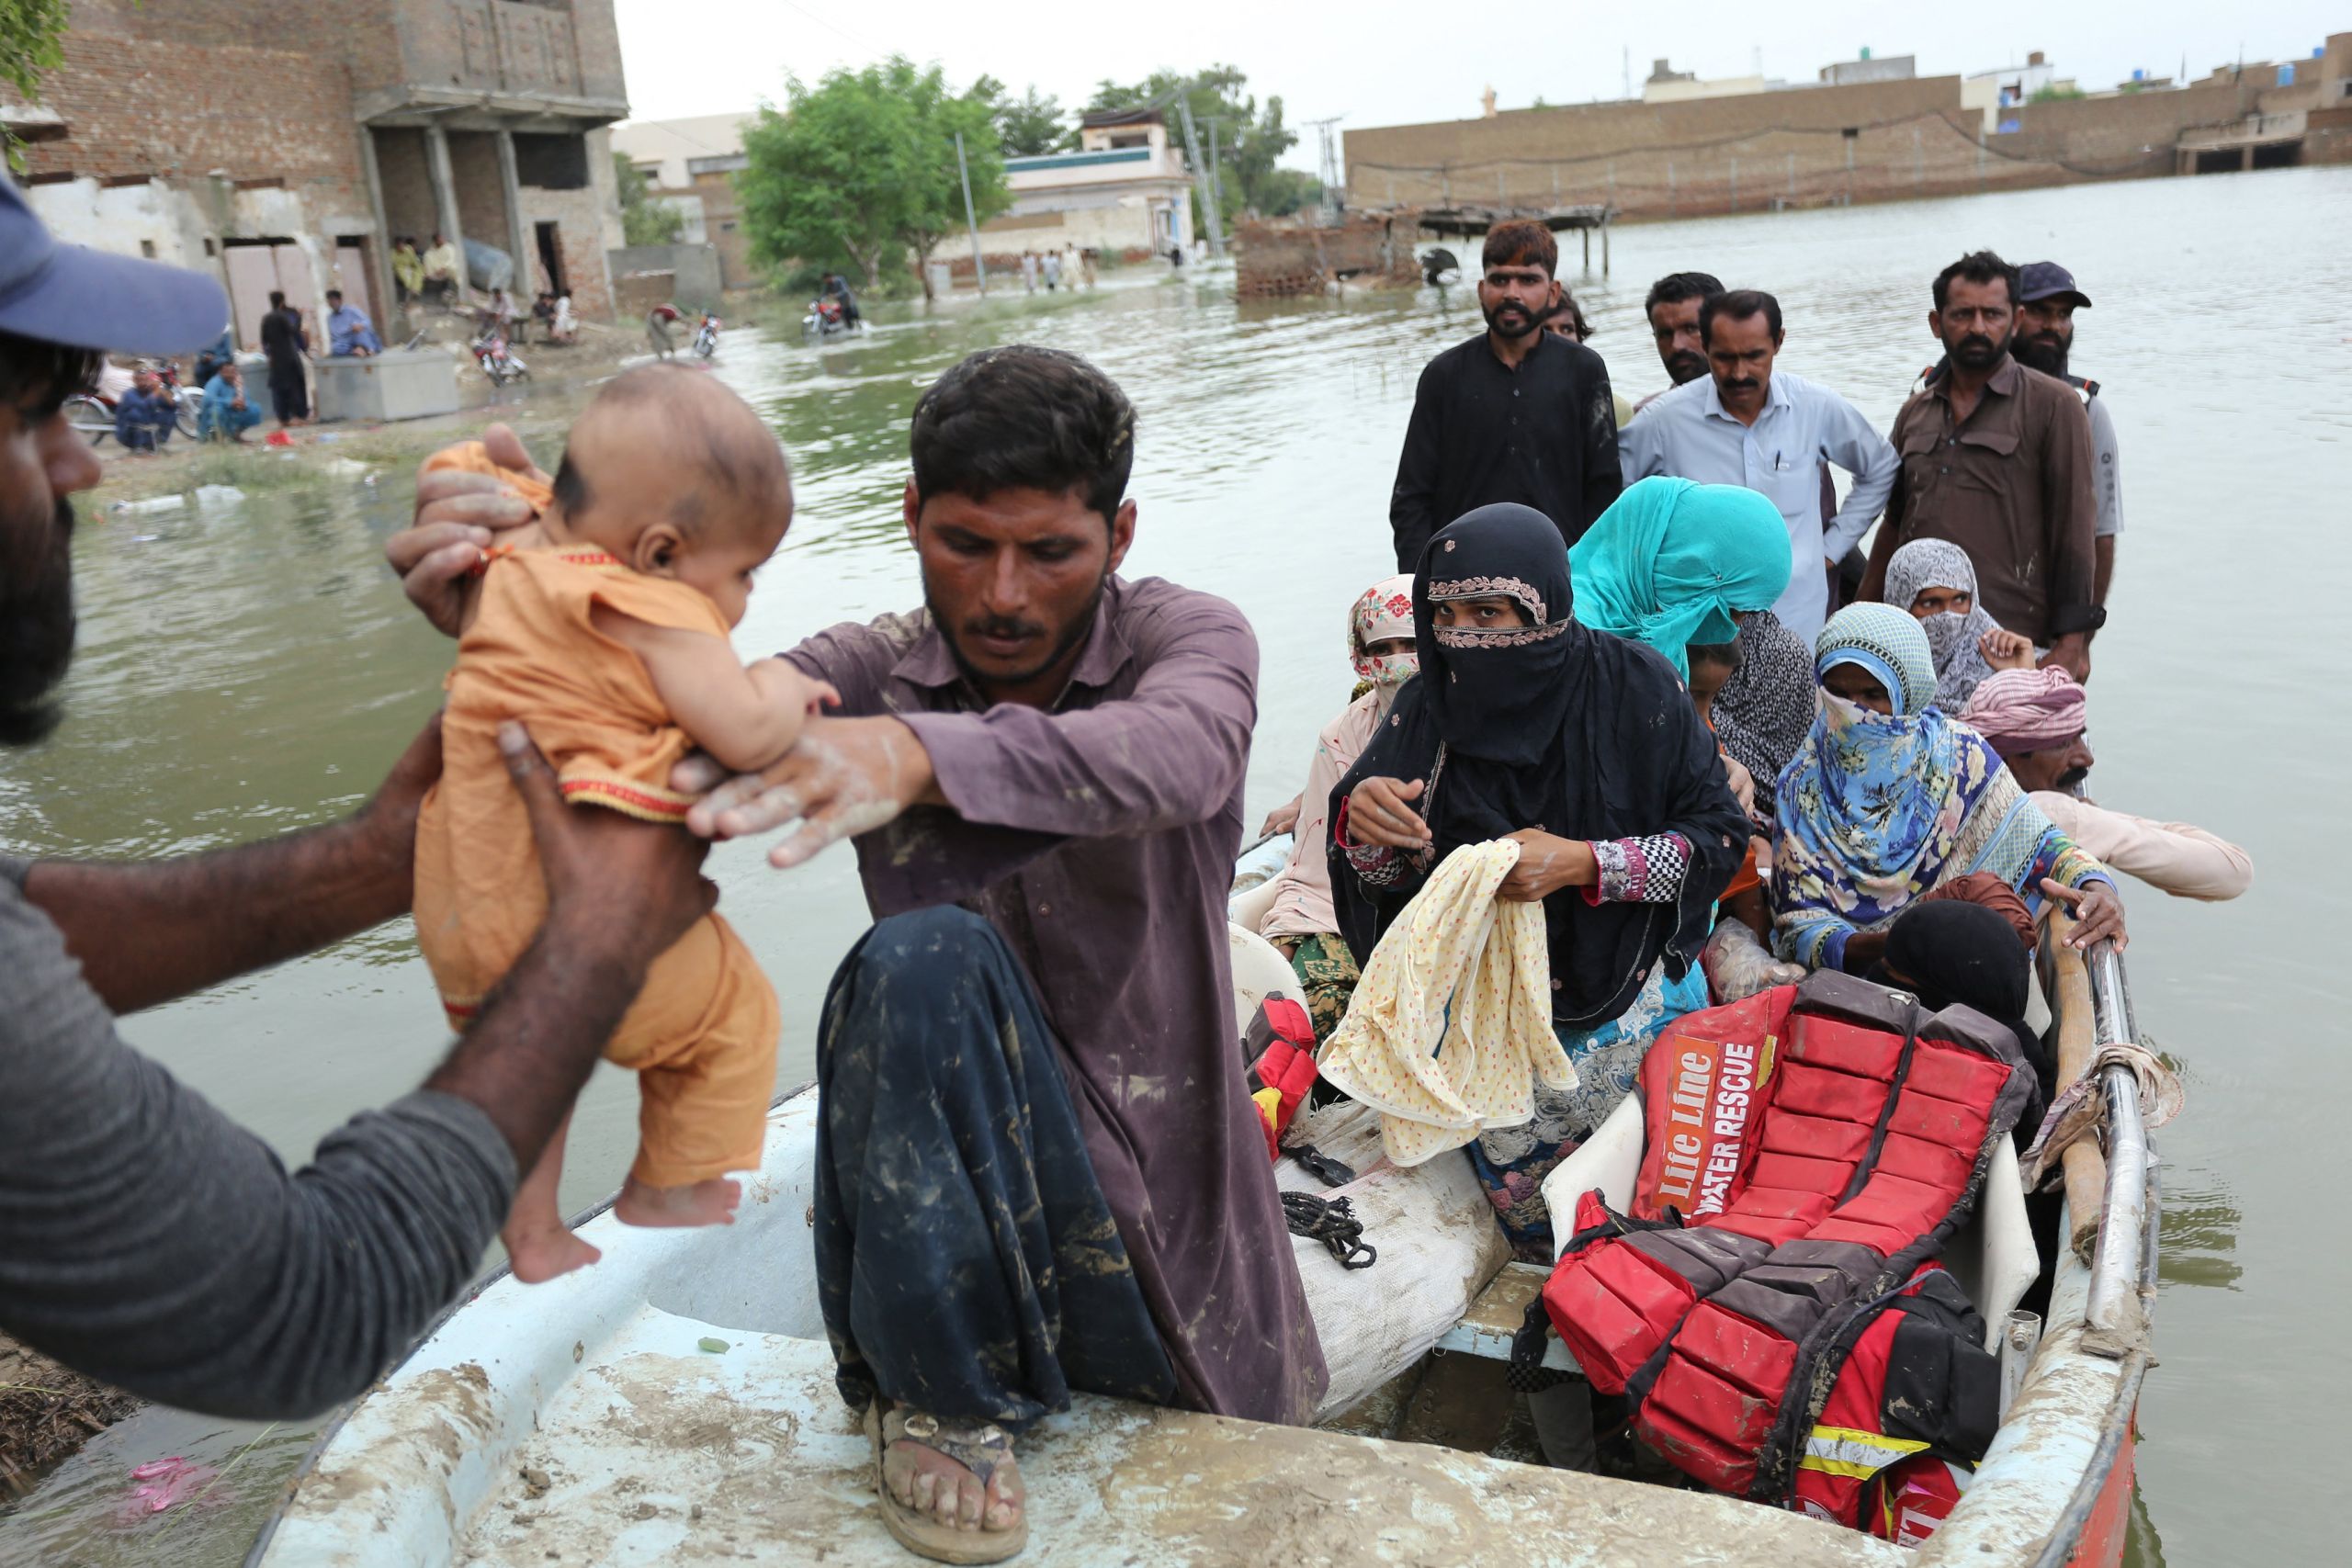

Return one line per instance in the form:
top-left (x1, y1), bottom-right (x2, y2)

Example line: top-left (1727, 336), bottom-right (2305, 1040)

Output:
top-left (1340, 56), bottom-right (2302, 225)
top-left (9, 0), bottom-right (630, 347)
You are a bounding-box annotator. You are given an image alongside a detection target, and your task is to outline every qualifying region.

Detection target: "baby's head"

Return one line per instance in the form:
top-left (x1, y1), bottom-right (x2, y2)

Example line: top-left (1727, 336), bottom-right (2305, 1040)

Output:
top-left (547, 366), bottom-right (791, 626)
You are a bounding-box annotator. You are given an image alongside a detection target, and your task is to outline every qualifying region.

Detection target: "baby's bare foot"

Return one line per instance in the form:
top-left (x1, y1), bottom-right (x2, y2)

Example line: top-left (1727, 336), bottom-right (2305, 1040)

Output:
top-left (616, 1175), bottom-right (741, 1228)
top-left (505, 1222), bottom-right (601, 1284)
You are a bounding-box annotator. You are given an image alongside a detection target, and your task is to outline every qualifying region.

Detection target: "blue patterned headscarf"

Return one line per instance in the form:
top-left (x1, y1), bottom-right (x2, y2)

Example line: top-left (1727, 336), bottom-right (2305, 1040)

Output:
top-left (1770, 604), bottom-right (2022, 966)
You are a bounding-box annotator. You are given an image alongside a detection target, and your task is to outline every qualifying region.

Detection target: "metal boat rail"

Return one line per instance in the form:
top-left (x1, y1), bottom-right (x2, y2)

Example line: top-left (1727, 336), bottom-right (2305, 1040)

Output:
top-left (2083, 941), bottom-right (2155, 1348)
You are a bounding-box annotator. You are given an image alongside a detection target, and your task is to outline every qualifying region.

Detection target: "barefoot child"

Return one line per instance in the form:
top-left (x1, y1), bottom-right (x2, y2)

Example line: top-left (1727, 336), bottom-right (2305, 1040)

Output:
top-left (413, 367), bottom-right (827, 1282)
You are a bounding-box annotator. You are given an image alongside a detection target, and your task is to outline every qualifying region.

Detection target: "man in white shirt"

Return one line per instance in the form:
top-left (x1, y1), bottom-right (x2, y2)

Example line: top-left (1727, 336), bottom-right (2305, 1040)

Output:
top-left (1961, 668), bottom-right (2250, 901)
top-left (1617, 288), bottom-right (1897, 642)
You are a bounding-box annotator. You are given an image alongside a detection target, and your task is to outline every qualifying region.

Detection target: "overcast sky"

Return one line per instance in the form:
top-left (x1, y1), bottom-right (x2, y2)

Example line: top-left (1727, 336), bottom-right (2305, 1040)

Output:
top-left (613, 1), bottom-right (2345, 168)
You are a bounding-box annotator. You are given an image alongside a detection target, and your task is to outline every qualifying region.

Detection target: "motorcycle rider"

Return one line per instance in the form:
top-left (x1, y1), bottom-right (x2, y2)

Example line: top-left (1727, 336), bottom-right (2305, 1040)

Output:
top-left (646, 301), bottom-right (685, 358)
top-left (822, 273), bottom-right (861, 330)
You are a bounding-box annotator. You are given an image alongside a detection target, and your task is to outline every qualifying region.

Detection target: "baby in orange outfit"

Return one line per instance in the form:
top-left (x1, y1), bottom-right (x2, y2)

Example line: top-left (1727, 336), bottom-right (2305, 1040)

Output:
top-left (414, 366), bottom-right (830, 1283)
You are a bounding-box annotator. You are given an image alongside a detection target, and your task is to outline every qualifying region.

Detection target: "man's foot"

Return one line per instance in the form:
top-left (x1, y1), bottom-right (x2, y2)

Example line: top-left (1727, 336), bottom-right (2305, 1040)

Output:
top-left (505, 1221), bottom-right (602, 1284)
top-left (615, 1175), bottom-right (741, 1227)
top-left (868, 1404), bottom-right (1026, 1562)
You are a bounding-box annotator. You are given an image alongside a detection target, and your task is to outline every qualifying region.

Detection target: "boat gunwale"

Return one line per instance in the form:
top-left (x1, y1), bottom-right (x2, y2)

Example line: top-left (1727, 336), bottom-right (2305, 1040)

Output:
top-left (235, 1079), bottom-right (817, 1568)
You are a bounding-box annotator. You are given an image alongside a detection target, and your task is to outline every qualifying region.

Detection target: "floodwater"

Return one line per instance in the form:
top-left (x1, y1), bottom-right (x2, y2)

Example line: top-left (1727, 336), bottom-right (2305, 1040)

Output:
top-left (4, 165), bottom-right (2347, 1565)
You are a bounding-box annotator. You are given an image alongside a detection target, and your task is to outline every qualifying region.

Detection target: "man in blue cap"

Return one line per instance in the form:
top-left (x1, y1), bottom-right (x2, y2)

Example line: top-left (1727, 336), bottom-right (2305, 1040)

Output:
top-left (2013, 261), bottom-right (2122, 611)
top-left (0, 179), bottom-right (715, 1420)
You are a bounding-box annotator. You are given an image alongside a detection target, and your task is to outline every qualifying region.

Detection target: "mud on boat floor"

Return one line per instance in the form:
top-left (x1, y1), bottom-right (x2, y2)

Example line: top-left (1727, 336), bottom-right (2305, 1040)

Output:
top-left (0, 1333), bottom-right (141, 1498)
top-left (427, 1331), bottom-right (1897, 1567)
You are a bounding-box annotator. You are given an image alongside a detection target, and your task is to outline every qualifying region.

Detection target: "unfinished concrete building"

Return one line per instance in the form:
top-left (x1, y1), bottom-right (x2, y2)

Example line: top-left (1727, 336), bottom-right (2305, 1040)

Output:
top-left (12, 0), bottom-right (629, 349)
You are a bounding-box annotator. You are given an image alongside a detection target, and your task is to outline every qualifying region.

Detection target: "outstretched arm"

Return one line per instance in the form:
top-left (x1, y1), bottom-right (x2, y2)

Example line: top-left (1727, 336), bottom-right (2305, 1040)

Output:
top-left (683, 592), bottom-right (1257, 894)
top-left (18, 717), bottom-right (440, 1015)
top-left (591, 608), bottom-right (836, 773)
top-left (0, 727), bottom-right (716, 1419)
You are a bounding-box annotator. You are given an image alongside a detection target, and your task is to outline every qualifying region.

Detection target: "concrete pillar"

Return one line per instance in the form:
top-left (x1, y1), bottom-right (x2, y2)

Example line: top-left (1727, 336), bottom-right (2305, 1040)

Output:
top-left (355, 122), bottom-right (400, 333)
top-left (2241, 144), bottom-right (2256, 171)
top-left (424, 121), bottom-right (466, 296)
top-left (496, 127), bottom-right (533, 292)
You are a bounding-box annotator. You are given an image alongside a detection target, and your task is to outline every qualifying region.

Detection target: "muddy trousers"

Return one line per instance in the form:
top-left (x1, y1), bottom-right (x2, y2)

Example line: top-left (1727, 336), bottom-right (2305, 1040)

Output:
top-left (814, 907), bottom-right (1178, 1432)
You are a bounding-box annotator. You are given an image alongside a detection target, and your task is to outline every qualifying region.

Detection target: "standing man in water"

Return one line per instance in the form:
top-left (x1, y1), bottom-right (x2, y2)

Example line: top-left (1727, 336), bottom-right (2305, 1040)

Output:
top-left (1617, 288), bottom-right (1896, 642)
top-left (1389, 219), bottom-right (1622, 567)
top-left (0, 178), bottom-right (712, 1421)
top-left (390, 345), bottom-right (1324, 1561)
top-left (1633, 269), bottom-right (1723, 414)
top-left (1860, 251), bottom-right (2100, 682)
top-left (2011, 262), bottom-right (2122, 611)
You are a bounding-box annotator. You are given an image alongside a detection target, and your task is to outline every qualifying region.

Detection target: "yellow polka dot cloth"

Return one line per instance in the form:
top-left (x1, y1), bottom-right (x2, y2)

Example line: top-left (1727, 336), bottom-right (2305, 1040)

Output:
top-left (1317, 840), bottom-right (1574, 1167)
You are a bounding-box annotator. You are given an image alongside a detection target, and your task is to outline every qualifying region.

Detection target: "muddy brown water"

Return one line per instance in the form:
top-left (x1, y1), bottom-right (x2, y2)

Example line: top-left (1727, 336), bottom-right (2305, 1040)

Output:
top-left (4, 166), bottom-right (2346, 1565)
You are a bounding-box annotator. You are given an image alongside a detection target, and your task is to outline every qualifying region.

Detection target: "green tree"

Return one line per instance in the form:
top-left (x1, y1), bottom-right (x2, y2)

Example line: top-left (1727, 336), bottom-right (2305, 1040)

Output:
top-left (612, 151), bottom-right (684, 247)
top-left (1084, 66), bottom-right (1299, 222)
top-left (970, 75), bottom-right (1073, 156)
top-left (1251, 168), bottom-right (1323, 218)
top-left (1, 0), bottom-right (72, 170)
top-left (738, 58), bottom-right (1010, 300)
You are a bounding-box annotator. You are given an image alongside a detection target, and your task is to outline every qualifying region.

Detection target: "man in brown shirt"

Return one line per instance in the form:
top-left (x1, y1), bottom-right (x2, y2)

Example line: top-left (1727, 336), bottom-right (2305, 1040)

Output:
top-left (1862, 251), bottom-right (2102, 681)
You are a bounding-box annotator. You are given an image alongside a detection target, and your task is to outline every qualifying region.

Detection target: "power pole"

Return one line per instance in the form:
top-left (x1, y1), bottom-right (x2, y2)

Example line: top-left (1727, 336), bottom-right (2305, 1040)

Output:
top-left (954, 130), bottom-right (988, 294)
top-left (1204, 117), bottom-right (1227, 233)
top-left (1303, 114), bottom-right (1345, 220)
top-left (1174, 96), bottom-right (1225, 256)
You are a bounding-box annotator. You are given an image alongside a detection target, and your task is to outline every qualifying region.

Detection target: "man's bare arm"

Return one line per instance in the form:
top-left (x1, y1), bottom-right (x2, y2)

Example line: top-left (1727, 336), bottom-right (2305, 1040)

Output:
top-left (19, 717), bottom-right (442, 1015)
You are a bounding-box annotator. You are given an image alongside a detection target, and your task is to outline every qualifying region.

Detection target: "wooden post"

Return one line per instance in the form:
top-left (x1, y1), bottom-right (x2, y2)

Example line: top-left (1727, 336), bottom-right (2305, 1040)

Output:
top-left (1601, 215), bottom-right (1610, 276)
top-left (1581, 225), bottom-right (1589, 271)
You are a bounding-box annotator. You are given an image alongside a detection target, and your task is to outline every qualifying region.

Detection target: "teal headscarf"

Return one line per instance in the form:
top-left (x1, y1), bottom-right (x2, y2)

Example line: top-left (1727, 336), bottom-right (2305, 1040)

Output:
top-left (1567, 476), bottom-right (1793, 679)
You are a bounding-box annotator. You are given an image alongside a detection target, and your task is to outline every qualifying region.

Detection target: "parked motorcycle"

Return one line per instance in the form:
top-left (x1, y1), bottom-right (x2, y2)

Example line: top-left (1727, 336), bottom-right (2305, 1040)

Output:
top-left (801, 296), bottom-right (850, 343)
top-left (65, 359), bottom-right (205, 445)
top-left (472, 329), bottom-right (528, 387)
top-left (691, 312), bottom-right (720, 359)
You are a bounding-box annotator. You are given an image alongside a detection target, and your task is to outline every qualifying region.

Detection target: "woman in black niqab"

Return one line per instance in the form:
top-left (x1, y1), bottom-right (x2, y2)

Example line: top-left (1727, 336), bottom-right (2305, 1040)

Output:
top-left (1328, 504), bottom-right (1748, 1254)
top-left (1330, 503), bottom-right (1747, 1029)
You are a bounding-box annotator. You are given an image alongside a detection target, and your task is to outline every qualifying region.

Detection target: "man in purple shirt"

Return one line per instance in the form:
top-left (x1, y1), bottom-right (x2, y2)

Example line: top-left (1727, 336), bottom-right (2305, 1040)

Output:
top-left (393, 347), bottom-right (1324, 1561)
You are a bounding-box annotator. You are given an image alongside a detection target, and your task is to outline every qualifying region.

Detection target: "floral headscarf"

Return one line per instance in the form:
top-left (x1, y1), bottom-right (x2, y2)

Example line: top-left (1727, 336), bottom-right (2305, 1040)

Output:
top-left (1770, 604), bottom-right (2032, 968)
top-left (1348, 573), bottom-right (1419, 689)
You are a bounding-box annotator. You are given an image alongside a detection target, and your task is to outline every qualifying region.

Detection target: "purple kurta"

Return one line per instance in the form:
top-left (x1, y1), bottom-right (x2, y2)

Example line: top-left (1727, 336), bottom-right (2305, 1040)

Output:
top-left (783, 575), bottom-right (1328, 1426)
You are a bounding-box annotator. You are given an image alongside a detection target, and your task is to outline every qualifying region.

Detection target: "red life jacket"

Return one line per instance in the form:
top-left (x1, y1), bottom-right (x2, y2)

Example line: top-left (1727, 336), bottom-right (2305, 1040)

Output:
top-left (1540, 971), bottom-right (2029, 1522)
top-left (1244, 997), bottom-right (1319, 1162)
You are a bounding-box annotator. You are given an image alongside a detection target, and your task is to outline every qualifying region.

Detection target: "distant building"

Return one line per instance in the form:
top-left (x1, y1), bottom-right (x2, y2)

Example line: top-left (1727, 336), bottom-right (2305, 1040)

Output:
top-left (1962, 51), bottom-right (2073, 131)
top-left (6, 0), bottom-right (632, 341)
top-left (1821, 53), bottom-right (1917, 87)
top-left (933, 107), bottom-right (1194, 275)
top-left (1643, 58), bottom-right (1770, 104)
top-left (2176, 31), bottom-right (2352, 173)
top-left (610, 112), bottom-right (758, 288)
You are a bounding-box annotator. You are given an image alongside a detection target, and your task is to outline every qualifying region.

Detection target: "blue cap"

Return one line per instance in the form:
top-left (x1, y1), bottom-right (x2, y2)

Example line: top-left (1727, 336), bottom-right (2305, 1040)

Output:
top-left (0, 175), bottom-right (231, 355)
top-left (2017, 261), bottom-right (2091, 310)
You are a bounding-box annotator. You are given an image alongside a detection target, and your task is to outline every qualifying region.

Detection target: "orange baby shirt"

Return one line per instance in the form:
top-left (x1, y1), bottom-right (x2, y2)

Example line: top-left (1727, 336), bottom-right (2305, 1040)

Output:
top-left (413, 539), bottom-right (779, 1189)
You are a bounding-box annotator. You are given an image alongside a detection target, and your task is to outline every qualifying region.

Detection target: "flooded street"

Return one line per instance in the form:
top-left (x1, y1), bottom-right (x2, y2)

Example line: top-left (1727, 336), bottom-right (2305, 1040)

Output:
top-left (5, 165), bottom-right (2348, 1564)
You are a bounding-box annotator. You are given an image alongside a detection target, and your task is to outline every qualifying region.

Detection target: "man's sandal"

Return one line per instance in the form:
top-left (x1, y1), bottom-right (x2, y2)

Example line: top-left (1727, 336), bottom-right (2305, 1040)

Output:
top-left (865, 1403), bottom-right (1029, 1564)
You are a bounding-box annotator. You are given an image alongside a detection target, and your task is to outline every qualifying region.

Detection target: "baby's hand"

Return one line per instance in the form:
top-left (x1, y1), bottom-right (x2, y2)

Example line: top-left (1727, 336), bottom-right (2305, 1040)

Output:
top-left (749, 658), bottom-right (840, 716)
